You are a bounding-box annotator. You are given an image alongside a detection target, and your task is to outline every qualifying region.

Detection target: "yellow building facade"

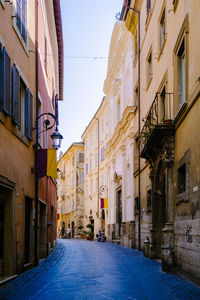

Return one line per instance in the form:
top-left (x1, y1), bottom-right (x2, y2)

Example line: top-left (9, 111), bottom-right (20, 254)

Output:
top-left (57, 143), bottom-right (84, 238)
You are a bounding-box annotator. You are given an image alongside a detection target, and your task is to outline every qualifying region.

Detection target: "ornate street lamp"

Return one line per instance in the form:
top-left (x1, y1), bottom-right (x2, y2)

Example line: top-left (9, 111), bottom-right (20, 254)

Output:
top-left (36, 112), bottom-right (63, 149)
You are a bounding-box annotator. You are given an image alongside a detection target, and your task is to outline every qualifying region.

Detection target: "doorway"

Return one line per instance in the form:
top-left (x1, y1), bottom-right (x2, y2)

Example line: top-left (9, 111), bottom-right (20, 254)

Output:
top-left (116, 189), bottom-right (122, 237)
top-left (0, 200), bottom-right (4, 277)
top-left (24, 197), bottom-right (32, 264)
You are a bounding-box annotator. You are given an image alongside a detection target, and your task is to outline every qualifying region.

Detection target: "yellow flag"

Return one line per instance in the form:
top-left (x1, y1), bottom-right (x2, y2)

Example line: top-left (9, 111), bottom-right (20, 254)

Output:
top-left (104, 198), bottom-right (108, 209)
top-left (47, 149), bottom-right (58, 178)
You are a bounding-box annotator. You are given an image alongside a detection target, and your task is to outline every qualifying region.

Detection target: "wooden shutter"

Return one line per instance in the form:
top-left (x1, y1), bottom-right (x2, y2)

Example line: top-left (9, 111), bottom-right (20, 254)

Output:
top-left (0, 47), bottom-right (11, 115)
top-left (21, 0), bottom-right (27, 42)
top-left (0, 47), bottom-right (4, 111)
top-left (28, 91), bottom-right (33, 140)
top-left (25, 88), bottom-right (33, 140)
top-left (12, 65), bottom-right (21, 126)
top-left (4, 49), bottom-right (11, 115)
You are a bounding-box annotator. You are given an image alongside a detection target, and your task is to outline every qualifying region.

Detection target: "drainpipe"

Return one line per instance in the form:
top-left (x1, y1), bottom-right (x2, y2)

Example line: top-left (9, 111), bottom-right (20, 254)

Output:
top-left (95, 118), bottom-right (100, 217)
top-left (34, 0), bottom-right (39, 266)
top-left (137, 11), bottom-right (141, 252)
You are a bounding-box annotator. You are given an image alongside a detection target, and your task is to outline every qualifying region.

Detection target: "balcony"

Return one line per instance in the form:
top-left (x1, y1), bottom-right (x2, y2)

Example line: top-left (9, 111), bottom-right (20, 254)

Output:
top-left (140, 92), bottom-right (175, 160)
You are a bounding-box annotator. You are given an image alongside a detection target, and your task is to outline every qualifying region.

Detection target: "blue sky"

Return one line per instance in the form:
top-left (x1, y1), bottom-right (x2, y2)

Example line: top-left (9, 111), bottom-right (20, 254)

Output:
top-left (58, 0), bottom-right (123, 155)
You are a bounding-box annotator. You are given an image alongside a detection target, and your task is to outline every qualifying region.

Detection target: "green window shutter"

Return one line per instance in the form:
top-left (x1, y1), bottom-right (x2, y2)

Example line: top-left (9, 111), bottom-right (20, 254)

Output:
top-left (12, 64), bottom-right (21, 126)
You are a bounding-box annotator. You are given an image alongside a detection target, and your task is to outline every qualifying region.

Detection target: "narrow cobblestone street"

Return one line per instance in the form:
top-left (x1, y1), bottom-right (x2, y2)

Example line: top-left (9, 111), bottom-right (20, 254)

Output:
top-left (0, 239), bottom-right (200, 300)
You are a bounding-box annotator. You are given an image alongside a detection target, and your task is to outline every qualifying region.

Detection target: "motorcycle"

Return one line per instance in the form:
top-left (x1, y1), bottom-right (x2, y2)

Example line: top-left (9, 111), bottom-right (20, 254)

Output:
top-left (96, 230), bottom-right (106, 242)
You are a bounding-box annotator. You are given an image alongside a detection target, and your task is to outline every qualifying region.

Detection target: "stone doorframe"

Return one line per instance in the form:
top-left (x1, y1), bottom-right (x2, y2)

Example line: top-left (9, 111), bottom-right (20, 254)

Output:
top-left (147, 138), bottom-right (175, 272)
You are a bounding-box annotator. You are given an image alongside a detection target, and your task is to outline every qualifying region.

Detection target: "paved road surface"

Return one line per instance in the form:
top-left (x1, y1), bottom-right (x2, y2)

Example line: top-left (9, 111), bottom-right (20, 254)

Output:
top-left (0, 239), bottom-right (200, 300)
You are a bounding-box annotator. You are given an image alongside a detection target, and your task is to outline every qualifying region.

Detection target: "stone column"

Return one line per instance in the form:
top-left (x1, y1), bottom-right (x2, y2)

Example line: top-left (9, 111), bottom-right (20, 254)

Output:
top-left (161, 159), bottom-right (175, 272)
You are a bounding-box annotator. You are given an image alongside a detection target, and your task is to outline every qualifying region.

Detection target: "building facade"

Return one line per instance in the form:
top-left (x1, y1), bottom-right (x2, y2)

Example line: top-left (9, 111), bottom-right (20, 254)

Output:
top-left (122, 0), bottom-right (200, 284)
top-left (103, 20), bottom-right (136, 247)
top-left (81, 97), bottom-right (110, 237)
top-left (57, 143), bottom-right (85, 238)
top-left (0, 0), bottom-right (63, 281)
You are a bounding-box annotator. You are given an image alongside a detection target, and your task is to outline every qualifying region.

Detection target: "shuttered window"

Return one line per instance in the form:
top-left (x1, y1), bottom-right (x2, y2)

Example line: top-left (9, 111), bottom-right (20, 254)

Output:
top-left (16, 0), bottom-right (27, 43)
top-left (25, 88), bottom-right (33, 140)
top-left (13, 64), bottom-right (21, 126)
top-left (13, 65), bottom-right (33, 140)
top-left (0, 47), bottom-right (11, 115)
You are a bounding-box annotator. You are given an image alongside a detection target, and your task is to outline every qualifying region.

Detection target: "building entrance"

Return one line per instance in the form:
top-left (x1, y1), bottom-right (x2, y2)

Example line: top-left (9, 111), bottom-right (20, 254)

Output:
top-left (116, 190), bottom-right (122, 237)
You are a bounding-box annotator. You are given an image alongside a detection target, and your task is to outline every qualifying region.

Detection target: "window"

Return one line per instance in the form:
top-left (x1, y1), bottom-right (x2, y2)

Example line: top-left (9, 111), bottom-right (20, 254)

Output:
top-left (79, 153), bottom-right (84, 163)
top-left (100, 146), bottom-right (105, 161)
top-left (0, 47), bottom-right (11, 115)
top-left (85, 163), bottom-right (88, 175)
top-left (147, 0), bottom-right (151, 14)
top-left (178, 164), bottom-right (186, 194)
top-left (134, 197), bottom-right (139, 215)
top-left (79, 172), bottom-right (84, 185)
top-left (147, 189), bottom-right (151, 211)
top-left (160, 9), bottom-right (166, 50)
top-left (134, 85), bottom-right (138, 107)
top-left (147, 50), bottom-right (153, 85)
top-left (16, 0), bottom-right (27, 43)
top-left (177, 38), bottom-right (186, 107)
top-left (13, 64), bottom-right (33, 139)
top-left (176, 149), bottom-right (190, 204)
top-left (116, 97), bottom-right (120, 123)
top-left (90, 179), bottom-right (93, 194)
top-left (95, 152), bottom-right (98, 166)
top-left (72, 156), bottom-right (74, 166)
top-left (72, 199), bottom-right (75, 211)
top-left (89, 158), bottom-right (92, 172)
top-left (72, 174), bottom-right (75, 187)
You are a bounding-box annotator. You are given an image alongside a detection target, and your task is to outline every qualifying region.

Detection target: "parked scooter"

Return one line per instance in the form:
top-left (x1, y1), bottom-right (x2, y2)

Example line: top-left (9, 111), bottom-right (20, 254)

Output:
top-left (96, 230), bottom-right (106, 242)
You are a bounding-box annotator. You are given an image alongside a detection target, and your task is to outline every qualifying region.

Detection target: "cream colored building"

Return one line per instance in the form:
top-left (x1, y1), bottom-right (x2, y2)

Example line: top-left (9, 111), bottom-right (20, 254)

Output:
top-left (103, 21), bottom-right (136, 247)
top-left (121, 0), bottom-right (200, 283)
top-left (57, 142), bottom-right (84, 238)
top-left (81, 97), bottom-right (109, 237)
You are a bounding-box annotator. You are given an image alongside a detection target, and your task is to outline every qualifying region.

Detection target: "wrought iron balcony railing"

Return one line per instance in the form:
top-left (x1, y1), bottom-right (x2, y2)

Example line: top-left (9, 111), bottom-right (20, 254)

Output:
top-left (140, 92), bottom-right (174, 154)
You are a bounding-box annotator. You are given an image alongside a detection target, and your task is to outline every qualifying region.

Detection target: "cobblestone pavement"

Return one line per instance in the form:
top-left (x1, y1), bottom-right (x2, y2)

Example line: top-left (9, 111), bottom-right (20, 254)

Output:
top-left (0, 239), bottom-right (200, 300)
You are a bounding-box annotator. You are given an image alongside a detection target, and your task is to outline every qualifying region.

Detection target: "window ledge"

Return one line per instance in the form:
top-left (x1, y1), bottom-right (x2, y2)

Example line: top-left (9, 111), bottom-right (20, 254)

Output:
top-left (146, 76), bottom-right (153, 91)
top-left (157, 38), bottom-right (167, 61)
top-left (12, 22), bottom-right (29, 55)
top-left (145, 10), bottom-right (153, 31)
top-left (13, 126), bottom-right (30, 147)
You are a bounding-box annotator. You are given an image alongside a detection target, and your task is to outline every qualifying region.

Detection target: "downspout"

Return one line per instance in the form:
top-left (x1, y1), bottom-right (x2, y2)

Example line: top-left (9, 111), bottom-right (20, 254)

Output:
top-left (95, 118), bottom-right (100, 217)
top-left (34, 0), bottom-right (39, 266)
top-left (137, 12), bottom-right (141, 251)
